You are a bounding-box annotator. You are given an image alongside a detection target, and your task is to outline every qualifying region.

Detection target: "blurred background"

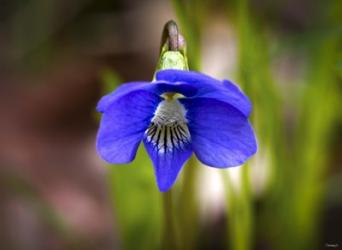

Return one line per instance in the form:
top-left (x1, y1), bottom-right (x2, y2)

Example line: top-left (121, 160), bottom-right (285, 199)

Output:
top-left (0, 0), bottom-right (341, 249)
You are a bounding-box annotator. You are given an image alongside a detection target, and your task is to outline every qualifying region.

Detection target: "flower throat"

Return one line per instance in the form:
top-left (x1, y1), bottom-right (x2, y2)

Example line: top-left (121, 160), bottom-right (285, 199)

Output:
top-left (145, 97), bottom-right (191, 154)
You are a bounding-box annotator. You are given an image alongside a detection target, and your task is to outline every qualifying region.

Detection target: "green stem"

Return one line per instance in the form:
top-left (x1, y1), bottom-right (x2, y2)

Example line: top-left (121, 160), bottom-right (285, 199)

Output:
top-left (179, 156), bottom-right (198, 250)
top-left (162, 189), bottom-right (179, 250)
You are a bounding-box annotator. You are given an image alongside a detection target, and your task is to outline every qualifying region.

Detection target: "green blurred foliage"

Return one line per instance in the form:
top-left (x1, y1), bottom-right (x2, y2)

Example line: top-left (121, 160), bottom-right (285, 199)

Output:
top-left (107, 146), bottom-right (162, 250)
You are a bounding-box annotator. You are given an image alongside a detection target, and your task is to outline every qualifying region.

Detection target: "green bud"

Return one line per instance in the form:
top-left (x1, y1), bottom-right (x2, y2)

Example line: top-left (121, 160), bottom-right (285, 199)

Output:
top-left (158, 51), bottom-right (188, 70)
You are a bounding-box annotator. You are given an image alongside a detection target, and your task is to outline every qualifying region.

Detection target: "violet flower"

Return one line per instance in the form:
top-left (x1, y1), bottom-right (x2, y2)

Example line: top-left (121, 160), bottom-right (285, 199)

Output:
top-left (96, 69), bottom-right (257, 191)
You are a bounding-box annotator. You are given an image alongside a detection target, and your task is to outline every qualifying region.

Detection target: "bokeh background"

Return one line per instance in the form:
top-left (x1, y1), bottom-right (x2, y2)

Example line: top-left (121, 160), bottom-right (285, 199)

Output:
top-left (0, 0), bottom-right (341, 249)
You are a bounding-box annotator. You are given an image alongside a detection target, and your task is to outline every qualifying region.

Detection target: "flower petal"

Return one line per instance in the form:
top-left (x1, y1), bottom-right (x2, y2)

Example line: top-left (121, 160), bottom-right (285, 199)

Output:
top-left (97, 81), bottom-right (150, 112)
top-left (156, 69), bottom-right (252, 117)
top-left (97, 81), bottom-right (197, 113)
top-left (180, 97), bottom-right (257, 167)
top-left (96, 90), bottom-right (162, 163)
top-left (143, 138), bottom-right (192, 192)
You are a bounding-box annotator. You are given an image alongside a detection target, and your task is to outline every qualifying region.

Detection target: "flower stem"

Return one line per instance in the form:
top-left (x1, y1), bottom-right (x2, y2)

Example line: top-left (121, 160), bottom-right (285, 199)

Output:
top-left (162, 189), bottom-right (179, 250)
top-left (179, 156), bottom-right (198, 249)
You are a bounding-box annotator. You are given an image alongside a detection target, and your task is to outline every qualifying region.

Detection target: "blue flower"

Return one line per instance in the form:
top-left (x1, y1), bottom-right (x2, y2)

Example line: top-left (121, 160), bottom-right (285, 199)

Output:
top-left (96, 69), bottom-right (257, 192)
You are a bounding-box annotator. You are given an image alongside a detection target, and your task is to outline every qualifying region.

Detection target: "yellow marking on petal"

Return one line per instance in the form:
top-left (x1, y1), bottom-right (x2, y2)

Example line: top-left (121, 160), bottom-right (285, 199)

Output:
top-left (162, 92), bottom-right (175, 100)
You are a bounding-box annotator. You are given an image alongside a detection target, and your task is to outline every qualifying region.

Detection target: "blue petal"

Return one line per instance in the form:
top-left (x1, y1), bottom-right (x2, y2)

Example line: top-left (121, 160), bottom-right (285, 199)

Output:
top-left (96, 90), bottom-right (162, 163)
top-left (97, 81), bottom-right (197, 113)
top-left (97, 82), bottom-right (149, 112)
top-left (156, 69), bottom-right (252, 117)
top-left (180, 97), bottom-right (257, 167)
top-left (143, 138), bottom-right (192, 192)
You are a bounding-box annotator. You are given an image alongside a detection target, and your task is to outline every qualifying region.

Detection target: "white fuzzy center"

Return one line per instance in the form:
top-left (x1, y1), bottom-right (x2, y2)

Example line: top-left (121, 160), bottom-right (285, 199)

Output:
top-left (145, 99), bottom-right (191, 154)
